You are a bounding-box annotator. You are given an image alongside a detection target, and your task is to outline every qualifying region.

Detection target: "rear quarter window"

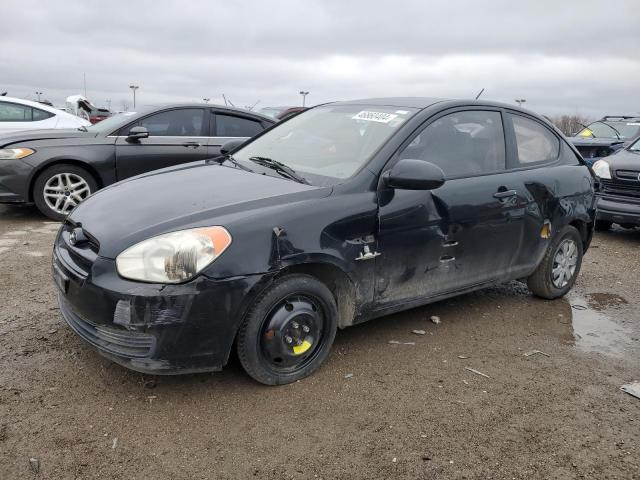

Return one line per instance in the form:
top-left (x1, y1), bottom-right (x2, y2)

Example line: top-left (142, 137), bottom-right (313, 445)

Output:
top-left (510, 114), bottom-right (560, 166)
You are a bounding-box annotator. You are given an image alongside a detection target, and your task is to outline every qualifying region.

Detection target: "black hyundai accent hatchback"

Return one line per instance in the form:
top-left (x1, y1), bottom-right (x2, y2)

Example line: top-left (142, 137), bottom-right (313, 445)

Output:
top-left (53, 98), bottom-right (596, 385)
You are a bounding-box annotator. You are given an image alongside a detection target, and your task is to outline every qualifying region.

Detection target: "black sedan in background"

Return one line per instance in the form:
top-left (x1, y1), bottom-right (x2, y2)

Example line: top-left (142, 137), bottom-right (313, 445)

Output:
top-left (53, 97), bottom-right (596, 385)
top-left (0, 104), bottom-right (274, 219)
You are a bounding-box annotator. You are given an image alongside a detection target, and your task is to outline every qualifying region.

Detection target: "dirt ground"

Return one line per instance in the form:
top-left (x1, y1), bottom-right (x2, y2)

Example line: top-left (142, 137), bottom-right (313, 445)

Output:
top-left (0, 204), bottom-right (638, 480)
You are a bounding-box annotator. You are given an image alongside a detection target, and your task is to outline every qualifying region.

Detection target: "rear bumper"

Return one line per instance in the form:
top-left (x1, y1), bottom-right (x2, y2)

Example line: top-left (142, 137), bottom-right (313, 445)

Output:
top-left (596, 195), bottom-right (640, 226)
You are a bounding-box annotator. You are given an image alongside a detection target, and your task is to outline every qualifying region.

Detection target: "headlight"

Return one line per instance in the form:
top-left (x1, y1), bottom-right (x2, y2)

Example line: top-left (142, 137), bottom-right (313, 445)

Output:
top-left (0, 148), bottom-right (35, 160)
top-left (116, 226), bottom-right (232, 283)
top-left (592, 160), bottom-right (611, 179)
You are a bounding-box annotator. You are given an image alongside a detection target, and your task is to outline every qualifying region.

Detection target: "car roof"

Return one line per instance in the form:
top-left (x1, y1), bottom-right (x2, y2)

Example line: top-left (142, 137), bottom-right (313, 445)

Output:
top-left (326, 97), bottom-right (534, 113)
top-left (143, 103), bottom-right (275, 122)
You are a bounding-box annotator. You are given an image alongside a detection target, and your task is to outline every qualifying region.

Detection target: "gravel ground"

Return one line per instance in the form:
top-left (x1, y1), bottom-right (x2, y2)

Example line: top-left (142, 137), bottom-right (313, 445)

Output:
top-left (0, 204), bottom-right (638, 480)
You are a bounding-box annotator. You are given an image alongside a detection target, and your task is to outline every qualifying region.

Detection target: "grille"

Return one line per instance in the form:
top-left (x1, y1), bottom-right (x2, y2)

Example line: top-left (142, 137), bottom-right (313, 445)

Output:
top-left (55, 222), bottom-right (100, 279)
top-left (600, 178), bottom-right (640, 198)
top-left (59, 296), bottom-right (156, 358)
top-left (615, 169), bottom-right (640, 180)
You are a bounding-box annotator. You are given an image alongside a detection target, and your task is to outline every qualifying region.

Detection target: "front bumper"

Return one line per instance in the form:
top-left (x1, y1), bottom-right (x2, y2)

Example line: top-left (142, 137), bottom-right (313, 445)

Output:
top-left (596, 195), bottom-right (640, 226)
top-left (0, 159), bottom-right (33, 203)
top-left (53, 230), bottom-right (271, 374)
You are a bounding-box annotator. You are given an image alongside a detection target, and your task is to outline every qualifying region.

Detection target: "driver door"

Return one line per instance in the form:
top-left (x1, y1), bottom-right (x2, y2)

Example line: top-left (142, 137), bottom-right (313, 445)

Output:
top-left (375, 108), bottom-right (526, 306)
top-left (115, 107), bottom-right (210, 180)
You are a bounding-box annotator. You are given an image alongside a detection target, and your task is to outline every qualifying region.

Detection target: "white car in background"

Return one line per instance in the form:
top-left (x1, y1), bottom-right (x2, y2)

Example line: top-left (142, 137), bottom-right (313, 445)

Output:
top-left (0, 96), bottom-right (91, 134)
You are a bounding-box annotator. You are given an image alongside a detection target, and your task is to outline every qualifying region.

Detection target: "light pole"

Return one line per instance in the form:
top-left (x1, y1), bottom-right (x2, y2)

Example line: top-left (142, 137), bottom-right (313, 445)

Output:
top-left (202, 98), bottom-right (210, 103)
top-left (36, 91), bottom-right (42, 102)
top-left (515, 98), bottom-right (526, 108)
top-left (299, 90), bottom-right (309, 107)
top-left (106, 99), bottom-right (111, 111)
top-left (129, 85), bottom-right (139, 108)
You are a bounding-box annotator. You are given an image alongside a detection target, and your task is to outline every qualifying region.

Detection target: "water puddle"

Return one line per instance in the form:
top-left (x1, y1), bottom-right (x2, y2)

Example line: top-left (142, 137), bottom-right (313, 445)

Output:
top-left (566, 292), bottom-right (635, 358)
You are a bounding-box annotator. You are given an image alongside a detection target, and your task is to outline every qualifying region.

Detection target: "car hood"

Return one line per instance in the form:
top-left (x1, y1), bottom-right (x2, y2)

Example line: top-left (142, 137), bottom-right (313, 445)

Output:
top-left (69, 161), bottom-right (330, 258)
top-left (570, 136), bottom-right (624, 148)
top-left (0, 128), bottom-right (98, 146)
top-left (605, 149), bottom-right (640, 170)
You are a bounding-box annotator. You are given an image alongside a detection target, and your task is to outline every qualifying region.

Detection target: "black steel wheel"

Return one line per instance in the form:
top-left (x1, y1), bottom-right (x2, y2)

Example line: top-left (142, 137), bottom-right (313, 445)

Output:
top-left (237, 274), bottom-right (337, 385)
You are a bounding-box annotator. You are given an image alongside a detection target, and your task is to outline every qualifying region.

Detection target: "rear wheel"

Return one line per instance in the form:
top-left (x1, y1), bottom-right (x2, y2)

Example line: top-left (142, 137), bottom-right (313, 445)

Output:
top-left (594, 220), bottom-right (612, 231)
top-left (33, 164), bottom-right (97, 220)
top-left (527, 225), bottom-right (583, 299)
top-left (236, 274), bottom-right (338, 385)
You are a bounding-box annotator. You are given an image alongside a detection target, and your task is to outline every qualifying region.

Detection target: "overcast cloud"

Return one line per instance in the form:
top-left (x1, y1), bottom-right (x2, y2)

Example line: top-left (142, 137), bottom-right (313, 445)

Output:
top-left (1, 0), bottom-right (639, 117)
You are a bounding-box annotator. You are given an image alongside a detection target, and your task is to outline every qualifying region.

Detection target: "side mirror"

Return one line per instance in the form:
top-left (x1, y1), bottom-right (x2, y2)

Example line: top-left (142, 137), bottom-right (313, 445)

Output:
top-left (127, 126), bottom-right (149, 141)
top-left (220, 139), bottom-right (246, 155)
top-left (383, 159), bottom-right (445, 190)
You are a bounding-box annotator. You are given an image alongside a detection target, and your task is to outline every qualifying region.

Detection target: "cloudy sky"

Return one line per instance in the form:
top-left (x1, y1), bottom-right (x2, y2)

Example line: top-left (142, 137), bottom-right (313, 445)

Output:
top-left (2, 0), bottom-right (639, 118)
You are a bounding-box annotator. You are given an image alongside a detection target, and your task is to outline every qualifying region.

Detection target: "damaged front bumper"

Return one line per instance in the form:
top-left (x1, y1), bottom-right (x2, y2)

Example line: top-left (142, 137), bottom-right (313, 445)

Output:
top-left (53, 230), bottom-right (270, 375)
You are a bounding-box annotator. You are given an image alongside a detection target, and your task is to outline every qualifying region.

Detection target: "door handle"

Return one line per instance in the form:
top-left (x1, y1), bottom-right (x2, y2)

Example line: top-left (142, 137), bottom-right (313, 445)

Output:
top-left (493, 189), bottom-right (517, 199)
top-left (182, 142), bottom-right (201, 148)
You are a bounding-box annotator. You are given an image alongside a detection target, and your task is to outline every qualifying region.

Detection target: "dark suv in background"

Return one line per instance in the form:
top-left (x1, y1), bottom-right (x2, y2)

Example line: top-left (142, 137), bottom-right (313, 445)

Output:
top-left (570, 116), bottom-right (640, 164)
top-left (592, 135), bottom-right (640, 230)
top-left (0, 104), bottom-right (274, 219)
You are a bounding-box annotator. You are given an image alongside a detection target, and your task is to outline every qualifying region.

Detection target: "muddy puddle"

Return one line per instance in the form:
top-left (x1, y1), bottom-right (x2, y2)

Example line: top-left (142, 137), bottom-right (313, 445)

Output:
top-left (565, 292), bottom-right (636, 358)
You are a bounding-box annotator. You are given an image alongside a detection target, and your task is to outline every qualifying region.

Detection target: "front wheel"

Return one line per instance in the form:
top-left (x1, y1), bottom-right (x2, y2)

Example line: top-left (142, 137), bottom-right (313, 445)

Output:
top-left (527, 225), bottom-right (583, 299)
top-left (33, 164), bottom-right (97, 221)
top-left (236, 274), bottom-right (338, 385)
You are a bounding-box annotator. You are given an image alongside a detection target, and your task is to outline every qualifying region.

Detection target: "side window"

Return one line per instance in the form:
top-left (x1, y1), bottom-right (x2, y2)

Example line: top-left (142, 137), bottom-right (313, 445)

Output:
top-left (134, 109), bottom-right (205, 136)
top-left (399, 110), bottom-right (505, 178)
top-left (0, 102), bottom-right (33, 122)
top-left (215, 114), bottom-right (263, 137)
top-left (32, 108), bottom-right (54, 121)
top-left (510, 114), bottom-right (560, 165)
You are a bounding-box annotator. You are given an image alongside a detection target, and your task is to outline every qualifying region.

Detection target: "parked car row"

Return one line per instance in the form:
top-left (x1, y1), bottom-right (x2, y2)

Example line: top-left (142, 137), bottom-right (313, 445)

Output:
top-left (0, 103), bottom-right (274, 219)
top-left (47, 97), bottom-right (597, 384)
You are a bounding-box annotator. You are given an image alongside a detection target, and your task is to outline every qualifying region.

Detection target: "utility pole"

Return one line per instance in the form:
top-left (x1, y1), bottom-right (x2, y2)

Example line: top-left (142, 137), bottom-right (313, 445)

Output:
top-left (35, 91), bottom-right (42, 102)
top-left (83, 73), bottom-right (87, 97)
top-left (515, 98), bottom-right (526, 107)
top-left (299, 90), bottom-right (309, 107)
top-left (129, 85), bottom-right (139, 108)
top-left (106, 99), bottom-right (112, 111)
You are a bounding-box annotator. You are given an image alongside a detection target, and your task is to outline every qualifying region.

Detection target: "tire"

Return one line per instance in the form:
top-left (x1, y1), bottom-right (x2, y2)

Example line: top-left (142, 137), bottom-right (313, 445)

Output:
top-left (236, 274), bottom-right (338, 385)
top-left (527, 225), bottom-right (583, 300)
top-left (33, 164), bottom-right (98, 221)
top-left (594, 220), bottom-right (612, 231)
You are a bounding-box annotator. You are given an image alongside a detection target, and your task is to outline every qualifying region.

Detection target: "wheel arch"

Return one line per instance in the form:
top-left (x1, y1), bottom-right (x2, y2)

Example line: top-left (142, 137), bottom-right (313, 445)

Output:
top-left (568, 218), bottom-right (594, 252)
top-left (275, 262), bottom-right (357, 329)
top-left (28, 159), bottom-right (103, 202)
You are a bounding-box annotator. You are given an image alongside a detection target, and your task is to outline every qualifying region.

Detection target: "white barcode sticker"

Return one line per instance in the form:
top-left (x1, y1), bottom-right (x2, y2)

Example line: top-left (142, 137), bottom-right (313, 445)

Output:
top-left (352, 111), bottom-right (398, 123)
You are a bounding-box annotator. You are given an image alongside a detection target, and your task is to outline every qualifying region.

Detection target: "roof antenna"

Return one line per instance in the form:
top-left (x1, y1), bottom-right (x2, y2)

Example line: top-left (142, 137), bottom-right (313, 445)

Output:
top-left (475, 88), bottom-right (485, 100)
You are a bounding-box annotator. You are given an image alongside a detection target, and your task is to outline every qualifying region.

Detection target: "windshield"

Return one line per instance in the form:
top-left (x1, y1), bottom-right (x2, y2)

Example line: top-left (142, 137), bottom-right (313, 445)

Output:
top-left (233, 104), bottom-right (417, 186)
top-left (258, 107), bottom-right (285, 119)
top-left (84, 111), bottom-right (140, 133)
top-left (577, 121), bottom-right (640, 140)
top-left (629, 137), bottom-right (640, 151)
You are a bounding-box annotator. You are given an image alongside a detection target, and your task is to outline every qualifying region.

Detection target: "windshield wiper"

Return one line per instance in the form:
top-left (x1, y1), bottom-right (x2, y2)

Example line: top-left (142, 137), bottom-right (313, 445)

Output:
top-left (576, 122), bottom-right (596, 138)
top-left (248, 156), bottom-right (309, 184)
top-left (208, 153), bottom-right (254, 173)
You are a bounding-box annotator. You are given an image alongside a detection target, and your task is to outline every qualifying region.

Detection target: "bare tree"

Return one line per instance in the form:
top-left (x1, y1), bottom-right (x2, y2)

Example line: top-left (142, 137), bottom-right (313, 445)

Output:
top-left (550, 115), bottom-right (593, 136)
